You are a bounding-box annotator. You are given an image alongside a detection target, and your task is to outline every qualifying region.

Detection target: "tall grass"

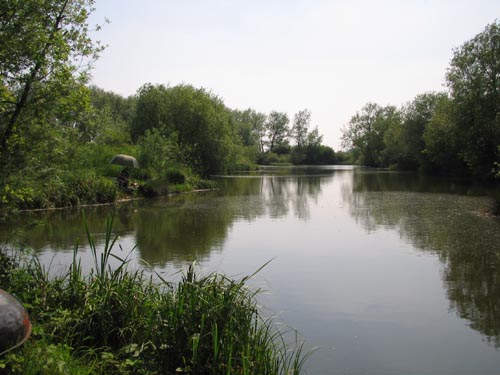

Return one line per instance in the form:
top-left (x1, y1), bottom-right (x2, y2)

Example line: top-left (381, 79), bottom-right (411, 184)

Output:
top-left (0, 216), bottom-right (311, 374)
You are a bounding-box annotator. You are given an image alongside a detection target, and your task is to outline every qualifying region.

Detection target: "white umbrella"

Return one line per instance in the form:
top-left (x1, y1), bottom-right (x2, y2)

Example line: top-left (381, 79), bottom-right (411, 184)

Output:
top-left (110, 154), bottom-right (139, 168)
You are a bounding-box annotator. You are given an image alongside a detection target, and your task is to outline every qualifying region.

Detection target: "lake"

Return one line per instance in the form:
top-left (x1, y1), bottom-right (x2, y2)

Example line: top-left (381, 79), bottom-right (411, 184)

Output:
top-left (2, 166), bottom-right (500, 374)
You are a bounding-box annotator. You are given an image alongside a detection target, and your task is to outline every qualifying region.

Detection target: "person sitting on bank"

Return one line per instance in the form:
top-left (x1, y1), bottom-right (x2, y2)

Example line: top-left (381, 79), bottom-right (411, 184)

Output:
top-left (117, 169), bottom-right (130, 189)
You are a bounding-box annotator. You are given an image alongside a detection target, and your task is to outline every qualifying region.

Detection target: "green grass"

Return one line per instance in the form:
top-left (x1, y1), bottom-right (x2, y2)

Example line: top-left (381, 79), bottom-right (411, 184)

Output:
top-left (0, 216), bottom-right (311, 374)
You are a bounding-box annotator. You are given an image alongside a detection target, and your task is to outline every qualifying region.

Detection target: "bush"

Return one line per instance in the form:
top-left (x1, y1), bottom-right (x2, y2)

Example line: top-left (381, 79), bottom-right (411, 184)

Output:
top-left (138, 178), bottom-right (169, 198)
top-left (0, 170), bottom-right (117, 210)
top-left (257, 152), bottom-right (292, 166)
top-left (137, 128), bottom-right (181, 179)
top-left (165, 168), bottom-right (186, 184)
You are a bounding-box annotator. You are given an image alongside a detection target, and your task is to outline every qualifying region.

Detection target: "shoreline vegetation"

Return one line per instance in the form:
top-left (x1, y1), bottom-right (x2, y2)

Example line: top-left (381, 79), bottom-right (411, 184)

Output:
top-left (340, 22), bottom-right (500, 185)
top-left (0, 216), bottom-right (311, 374)
top-left (15, 188), bottom-right (217, 213)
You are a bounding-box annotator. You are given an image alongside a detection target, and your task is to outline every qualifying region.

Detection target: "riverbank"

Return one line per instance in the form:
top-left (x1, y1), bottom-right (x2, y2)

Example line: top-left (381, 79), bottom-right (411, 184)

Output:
top-left (0, 169), bottom-right (217, 215)
top-left (0, 217), bottom-right (308, 374)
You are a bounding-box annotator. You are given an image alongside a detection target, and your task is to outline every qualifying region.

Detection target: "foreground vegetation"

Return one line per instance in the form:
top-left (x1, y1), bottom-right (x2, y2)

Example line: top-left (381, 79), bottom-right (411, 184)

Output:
top-left (0, 217), bottom-right (309, 374)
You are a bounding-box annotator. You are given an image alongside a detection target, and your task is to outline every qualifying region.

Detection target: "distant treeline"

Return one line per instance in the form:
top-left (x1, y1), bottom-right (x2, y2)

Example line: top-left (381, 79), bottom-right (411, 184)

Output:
top-left (342, 21), bottom-right (500, 181)
top-left (92, 83), bottom-right (339, 177)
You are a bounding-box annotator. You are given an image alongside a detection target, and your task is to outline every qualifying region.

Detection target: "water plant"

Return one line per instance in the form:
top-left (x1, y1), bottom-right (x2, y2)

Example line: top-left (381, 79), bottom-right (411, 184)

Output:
top-left (0, 216), bottom-right (310, 374)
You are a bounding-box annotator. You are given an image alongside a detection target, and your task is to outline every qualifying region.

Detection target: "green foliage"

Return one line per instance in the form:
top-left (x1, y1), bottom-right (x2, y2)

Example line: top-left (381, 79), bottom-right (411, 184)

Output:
top-left (230, 108), bottom-right (267, 170)
top-left (291, 109), bottom-right (312, 148)
top-left (290, 109), bottom-right (324, 160)
top-left (77, 86), bottom-right (135, 145)
top-left (71, 143), bottom-right (139, 177)
top-left (0, 220), bottom-right (309, 374)
top-left (132, 84), bottom-right (237, 176)
top-left (0, 0), bottom-right (127, 212)
top-left (342, 103), bottom-right (399, 167)
top-left (304, 145), bottom-right (336, 165)
top-left (383, 92), bottom-right (446, 170)
top-left (0, 170), bottom-right (116, 210)
top-left (422, 95), bottom-right (465, 174)
top-left (290, 145), bottom-right (336, 165)
top-left (257, 152), bottom-right (292, 166)
top-left (446, 21), bottom-right (500, 178)
top-left (1, 341), bottom-right (96, 375)
top-left (264, 111), bottom-right (290, 153)
top-left (137, 128), bottom-right (181, 179)
top-left (341, 21), bottom-right (500, 180)
top-left (130, 83), bottom-right (169, 141)
top-left (232, 108), bottom-right (266, 152)
top-left (0, 0), bottom-right (104, 157)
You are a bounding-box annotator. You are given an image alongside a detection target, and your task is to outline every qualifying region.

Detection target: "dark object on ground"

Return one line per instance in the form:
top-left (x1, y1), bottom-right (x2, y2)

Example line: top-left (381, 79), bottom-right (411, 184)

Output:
top-left (0, 289), bottom-right (32, 355)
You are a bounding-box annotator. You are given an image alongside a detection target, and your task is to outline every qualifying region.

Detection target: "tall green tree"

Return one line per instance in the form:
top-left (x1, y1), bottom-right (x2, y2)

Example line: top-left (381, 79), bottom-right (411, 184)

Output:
top-left (77, 86), bottom-right (134, 144)
top-left (423, 95), bottom-right (465, 173)
top-left (231, 108), bottom-right (266, 152)
top-left (0, 0), bottom-right (104, 159)
top-left (265, 111), bottom-right (289, 153)
top-left (291, 109), bottom-right (311, 148)
top-left (130, 84), bottom-right (170, 141)
top-left (383, 92), bottom-right (446, 170)
top-left (446, 21), bottom-right (500, 178)
top-left (341, 103), bottom-right (398, 167)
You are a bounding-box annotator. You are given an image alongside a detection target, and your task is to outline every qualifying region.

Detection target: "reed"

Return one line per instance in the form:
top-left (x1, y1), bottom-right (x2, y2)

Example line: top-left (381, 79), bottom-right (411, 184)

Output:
top-left (0, 216), bottom-right (310, 374)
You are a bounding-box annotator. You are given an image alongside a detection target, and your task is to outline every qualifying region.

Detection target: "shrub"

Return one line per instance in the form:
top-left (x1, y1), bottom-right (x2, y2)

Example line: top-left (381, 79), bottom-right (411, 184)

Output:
top-left (0, 170), bottom-right (117, 210)
top-left (165, 168), bottom-right (186, 184)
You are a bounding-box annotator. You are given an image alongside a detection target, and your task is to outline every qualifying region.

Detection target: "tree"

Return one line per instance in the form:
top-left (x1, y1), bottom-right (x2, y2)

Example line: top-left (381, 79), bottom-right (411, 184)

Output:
top-left (89, 86), bottom-right (136, 127)
top-left (0, 0), bottom-right (104, 159)
top-left (138, 128), bottom-right (180, 178)
top-left (446, 21), bottom-right (500, 178)
top-left (265, 111), bottom-right (289, 153)
top-left (77, 87), bottom-right (135, 145)
top-left (423, 95), bottom-right (465, 174)
top-left (231, 108), bottom-right (266, 152)
top-left (383, 92), bottom-right (446, 170)
top-left (130, 84), bottom-right (170, 141)
top-left (132, 84), bottom-right (237, 176)
top-left (341, 103), bottom-right (398, 167)
top-left (289, 109), bottom-right (326, 164)
top-left (291, 109), bottom-right (311, 148)
top-left (306, 126), bottom-right (323, 147)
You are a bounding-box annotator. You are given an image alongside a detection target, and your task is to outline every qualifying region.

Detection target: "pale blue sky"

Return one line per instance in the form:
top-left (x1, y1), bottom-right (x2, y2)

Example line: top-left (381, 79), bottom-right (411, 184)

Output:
top-left (88, 1), bottom-right (500, 148)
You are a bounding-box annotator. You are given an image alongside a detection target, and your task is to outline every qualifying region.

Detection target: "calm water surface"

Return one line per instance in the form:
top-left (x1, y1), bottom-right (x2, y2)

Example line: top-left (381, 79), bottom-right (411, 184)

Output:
top-left (2, 166), bottom-right (500, 374)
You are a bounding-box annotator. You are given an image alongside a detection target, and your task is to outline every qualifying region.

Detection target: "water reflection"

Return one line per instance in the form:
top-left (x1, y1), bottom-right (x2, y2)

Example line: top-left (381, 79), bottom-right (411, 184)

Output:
top-left (0, 205), bottom-right (136, 252)
top-left (134, 195), bottom-right (236, 266)
top-left (0, 167), bottom-right (337, 267)
top-left (2, 166), bottom-right (500, 371)
top-left (344, 170), bottom-right (500, 347)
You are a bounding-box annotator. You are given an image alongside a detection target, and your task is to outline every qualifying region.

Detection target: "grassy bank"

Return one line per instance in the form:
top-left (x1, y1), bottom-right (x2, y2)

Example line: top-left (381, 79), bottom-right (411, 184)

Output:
top-left (0, 167), bottom-right (217, 213)
top-left (0, 217), bottom-right (309, 374)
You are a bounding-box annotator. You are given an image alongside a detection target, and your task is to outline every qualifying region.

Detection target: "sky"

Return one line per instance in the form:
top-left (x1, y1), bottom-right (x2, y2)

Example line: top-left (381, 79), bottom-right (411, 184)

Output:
top-left (88, 0), bottom-right (500, 148)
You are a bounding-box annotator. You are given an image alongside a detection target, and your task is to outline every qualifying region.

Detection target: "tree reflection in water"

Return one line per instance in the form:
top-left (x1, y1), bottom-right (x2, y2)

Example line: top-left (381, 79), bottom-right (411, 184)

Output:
top-left (343, 170), bottom-right (500, 347)
top-left (135, 173), bottom-right (324, 266)
top-left (0, 167), bottom-right (327, 268)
